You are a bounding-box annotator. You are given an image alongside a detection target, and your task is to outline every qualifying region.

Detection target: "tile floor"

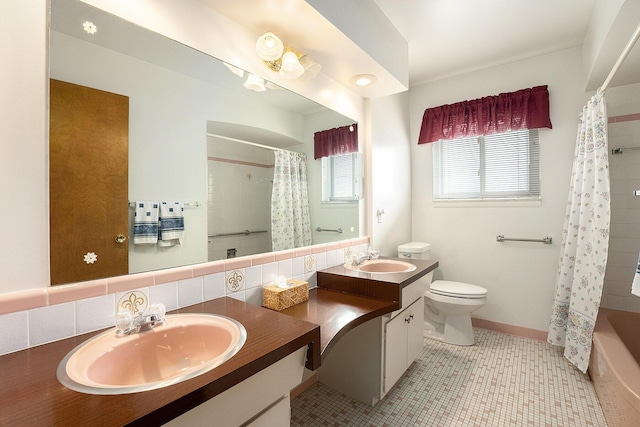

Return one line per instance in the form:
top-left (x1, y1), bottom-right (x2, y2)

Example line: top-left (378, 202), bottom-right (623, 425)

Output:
top-left (291, 328), bottom-right (607, 426)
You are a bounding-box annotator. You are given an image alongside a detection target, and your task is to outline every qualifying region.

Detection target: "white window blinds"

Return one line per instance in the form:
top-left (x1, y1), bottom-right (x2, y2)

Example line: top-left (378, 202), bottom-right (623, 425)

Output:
top-left (432, 129), bottom-right (540, 200)
top-left (322, 152), bottom-right (361, 202)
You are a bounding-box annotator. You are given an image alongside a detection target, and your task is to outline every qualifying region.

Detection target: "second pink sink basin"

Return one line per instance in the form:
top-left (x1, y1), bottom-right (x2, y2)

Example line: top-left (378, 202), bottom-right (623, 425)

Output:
top-left (344, 259), bottom-right (417, 274)
top-left (57, 313), bottom-right (246, 395)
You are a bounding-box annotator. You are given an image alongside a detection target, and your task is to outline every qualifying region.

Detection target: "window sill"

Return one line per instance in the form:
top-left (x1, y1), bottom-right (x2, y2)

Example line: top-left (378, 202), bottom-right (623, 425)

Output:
top-left (433, 198), bottom-right (542, 208)
top-left (321, 201), bottom-right (359, 208)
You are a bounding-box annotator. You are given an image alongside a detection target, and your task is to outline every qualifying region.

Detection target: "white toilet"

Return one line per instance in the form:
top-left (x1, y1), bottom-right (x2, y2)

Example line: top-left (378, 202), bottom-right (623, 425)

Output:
top-left (398, 242), bottom-right (488, 346)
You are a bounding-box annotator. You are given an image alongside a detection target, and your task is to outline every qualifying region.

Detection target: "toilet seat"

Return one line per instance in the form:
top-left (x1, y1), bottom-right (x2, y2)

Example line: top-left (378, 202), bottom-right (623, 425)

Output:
top-left (430, 280), bottom-right (487, 299)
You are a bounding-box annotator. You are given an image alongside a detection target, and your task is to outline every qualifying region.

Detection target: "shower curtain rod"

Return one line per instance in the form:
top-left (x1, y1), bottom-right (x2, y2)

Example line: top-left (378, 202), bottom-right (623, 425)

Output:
top-left (598, 22), bottom-right (640, 93)
top-left (206, 132), bottom-right (278, 151)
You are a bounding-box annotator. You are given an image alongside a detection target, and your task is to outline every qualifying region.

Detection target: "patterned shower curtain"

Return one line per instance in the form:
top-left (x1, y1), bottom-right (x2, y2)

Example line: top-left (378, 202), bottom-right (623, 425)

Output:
top-left (270, 150), bottom-right (312, 251)
top-left (548, 93), bottom-right (610, 373)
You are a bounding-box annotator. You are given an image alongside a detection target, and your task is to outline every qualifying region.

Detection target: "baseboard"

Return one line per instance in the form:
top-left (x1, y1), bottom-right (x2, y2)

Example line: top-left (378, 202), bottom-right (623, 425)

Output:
top-left (290, 372), bottom-right (318, 400)
top-left (472, 317), bottom-right (548, 342)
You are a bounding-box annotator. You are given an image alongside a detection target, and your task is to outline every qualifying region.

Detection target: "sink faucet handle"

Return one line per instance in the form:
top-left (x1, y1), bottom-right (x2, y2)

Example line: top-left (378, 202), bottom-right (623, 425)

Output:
top-left (115, 310), bottom-right (134, 335)
top-left (148, 303), bottom-right (166, 320)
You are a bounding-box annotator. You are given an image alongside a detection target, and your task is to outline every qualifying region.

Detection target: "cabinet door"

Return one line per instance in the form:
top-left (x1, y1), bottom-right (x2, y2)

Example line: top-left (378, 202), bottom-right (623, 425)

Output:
top-left (406, 298), bottom-right (425, 366)
top-left (384, 311), bottom-right (409, 393)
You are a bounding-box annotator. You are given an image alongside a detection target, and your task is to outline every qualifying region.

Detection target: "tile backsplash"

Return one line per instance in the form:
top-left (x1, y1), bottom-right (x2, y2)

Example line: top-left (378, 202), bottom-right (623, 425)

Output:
top-left (0, 238), bottom-right (368, 356)
top-left (602, 115), bottom-right (640, 312)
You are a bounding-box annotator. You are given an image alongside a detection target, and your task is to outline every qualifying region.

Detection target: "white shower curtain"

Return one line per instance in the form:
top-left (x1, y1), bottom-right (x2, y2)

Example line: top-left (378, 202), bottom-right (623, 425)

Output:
top-left (548, 93), bottom-right (610, 373)
top-left (270, 150), bottom-right (312, 251)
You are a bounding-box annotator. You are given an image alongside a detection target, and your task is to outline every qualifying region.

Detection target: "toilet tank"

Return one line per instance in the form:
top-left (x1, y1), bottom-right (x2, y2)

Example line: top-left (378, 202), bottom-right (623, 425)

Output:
top-left (398, 242), bottom-right (431, 260)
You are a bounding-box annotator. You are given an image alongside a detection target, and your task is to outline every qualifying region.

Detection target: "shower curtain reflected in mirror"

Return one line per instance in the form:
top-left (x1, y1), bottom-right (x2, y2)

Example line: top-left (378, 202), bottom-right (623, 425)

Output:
top-left (271, 150), bottom-right (312, 251)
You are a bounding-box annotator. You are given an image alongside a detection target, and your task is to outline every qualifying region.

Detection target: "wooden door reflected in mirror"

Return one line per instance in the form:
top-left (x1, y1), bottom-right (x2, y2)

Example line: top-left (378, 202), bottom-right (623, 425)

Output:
top-left (49, 79), bottom-right (129, 284)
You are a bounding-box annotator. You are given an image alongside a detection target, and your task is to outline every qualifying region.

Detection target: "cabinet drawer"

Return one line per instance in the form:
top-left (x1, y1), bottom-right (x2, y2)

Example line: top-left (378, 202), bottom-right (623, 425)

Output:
top-left (390, 271), bottom-right (432, 318)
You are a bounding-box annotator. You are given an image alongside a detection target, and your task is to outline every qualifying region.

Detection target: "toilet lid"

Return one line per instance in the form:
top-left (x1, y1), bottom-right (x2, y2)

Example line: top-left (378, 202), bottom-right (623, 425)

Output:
top-left (430, 280), bottom-right (487, 298)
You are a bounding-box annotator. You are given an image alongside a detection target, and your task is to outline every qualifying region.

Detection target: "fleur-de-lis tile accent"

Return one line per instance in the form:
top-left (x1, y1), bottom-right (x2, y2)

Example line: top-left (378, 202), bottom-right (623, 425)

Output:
top-left (305, 255), bottom-right (316, 273)
top-left (226, 270), bottom-right (245, 293)
top-left (117, 290), bottom-right (148, 315)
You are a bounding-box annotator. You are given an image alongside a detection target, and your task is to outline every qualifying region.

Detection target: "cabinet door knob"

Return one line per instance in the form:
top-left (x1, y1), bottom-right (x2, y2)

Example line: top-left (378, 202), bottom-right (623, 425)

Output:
top-left (115, 234), bottom-right (127, 244)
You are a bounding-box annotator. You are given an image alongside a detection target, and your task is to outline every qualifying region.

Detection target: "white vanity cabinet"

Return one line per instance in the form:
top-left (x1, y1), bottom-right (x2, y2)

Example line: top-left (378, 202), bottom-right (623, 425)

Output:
top-left (383, 297), bottom-right (424, 393)
top-left (318, 271), bottom-right (433, 406)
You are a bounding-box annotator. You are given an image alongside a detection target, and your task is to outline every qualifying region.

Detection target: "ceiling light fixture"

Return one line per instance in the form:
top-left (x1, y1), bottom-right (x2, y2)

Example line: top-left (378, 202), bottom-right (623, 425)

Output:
top-left (350, 74), bottom-right (377, 87)
top-left (255, 32), bottom-right (321, 81)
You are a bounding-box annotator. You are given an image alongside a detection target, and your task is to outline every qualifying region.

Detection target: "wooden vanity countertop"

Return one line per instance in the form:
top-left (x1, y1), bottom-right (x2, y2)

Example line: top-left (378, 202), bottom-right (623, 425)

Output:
top-left (0, 297), bottom-right (320, 426)
top-left (316, 258), bottom-right (438, 308)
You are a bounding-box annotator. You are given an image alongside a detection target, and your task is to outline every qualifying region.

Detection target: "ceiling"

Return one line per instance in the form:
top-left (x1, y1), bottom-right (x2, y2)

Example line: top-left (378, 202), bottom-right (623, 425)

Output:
top-left (373, 0), bottom-right (596, 85)
top-left (373, 0), bottom-right (640, 90)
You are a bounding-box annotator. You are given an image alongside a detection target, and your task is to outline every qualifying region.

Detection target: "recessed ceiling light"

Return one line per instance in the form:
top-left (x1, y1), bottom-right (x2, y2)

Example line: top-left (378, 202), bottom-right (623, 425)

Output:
top-left (82, 21), bottom-right (97, 35)
top-left (349, 74), bottom-right (377, 86)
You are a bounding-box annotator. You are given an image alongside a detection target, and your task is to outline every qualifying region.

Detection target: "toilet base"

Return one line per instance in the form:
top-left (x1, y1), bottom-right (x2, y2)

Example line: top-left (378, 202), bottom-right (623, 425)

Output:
top-left (424, 313), bottom-right (475, 346)
top-left (423, 320), bottom-right (444, 341)
top-left (441, 313), bottom-right (475, 346)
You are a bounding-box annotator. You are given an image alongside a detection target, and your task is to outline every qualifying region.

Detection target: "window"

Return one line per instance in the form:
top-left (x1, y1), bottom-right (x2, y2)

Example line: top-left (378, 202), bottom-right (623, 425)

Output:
top-left (322, 152), bottom-right (361, 202)
top-left (432, 129), bottom-right (540, 200)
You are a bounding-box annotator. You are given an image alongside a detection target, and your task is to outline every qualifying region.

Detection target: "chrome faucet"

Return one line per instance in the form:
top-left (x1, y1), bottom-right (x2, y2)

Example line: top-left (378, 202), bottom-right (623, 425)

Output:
top-left (115, 303), bottom-right (166, 337)
top-left (351, 253), bottom-right (369, 266)
top-left (351, 247), bottom-right (380, 266)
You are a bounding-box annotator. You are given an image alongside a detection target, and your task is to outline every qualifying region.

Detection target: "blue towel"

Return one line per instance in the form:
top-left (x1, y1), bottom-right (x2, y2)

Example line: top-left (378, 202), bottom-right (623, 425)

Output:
top-left (133, 202), bottom-right (159, 244)
top-left (158, 202), bottom-right (184, 247)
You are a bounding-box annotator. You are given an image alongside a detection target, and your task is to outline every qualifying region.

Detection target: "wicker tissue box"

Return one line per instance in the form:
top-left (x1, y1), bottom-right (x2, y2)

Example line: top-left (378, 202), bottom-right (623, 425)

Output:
top-left (263, 279), bottom-right (309, 311)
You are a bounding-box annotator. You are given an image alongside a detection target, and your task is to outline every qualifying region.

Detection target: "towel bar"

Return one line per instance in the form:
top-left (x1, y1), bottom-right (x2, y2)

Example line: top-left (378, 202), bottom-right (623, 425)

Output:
top-left (128, 201), bottom-right (200, 208)
top-left (209, 230), bottom-right (267, 237)
top-left (315, 227), bottom-right (343, 233)
top-left (496, 235), bottom-right (552, 244)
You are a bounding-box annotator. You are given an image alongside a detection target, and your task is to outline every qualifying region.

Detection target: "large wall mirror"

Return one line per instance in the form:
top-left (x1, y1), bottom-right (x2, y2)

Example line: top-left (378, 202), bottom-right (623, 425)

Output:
top-left (50, 0), bottom-right (359, 286)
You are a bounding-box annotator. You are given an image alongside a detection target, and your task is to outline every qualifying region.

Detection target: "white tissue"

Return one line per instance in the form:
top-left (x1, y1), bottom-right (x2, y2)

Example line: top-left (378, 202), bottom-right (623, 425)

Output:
top-left (276, 275), bottom-right (289, 289)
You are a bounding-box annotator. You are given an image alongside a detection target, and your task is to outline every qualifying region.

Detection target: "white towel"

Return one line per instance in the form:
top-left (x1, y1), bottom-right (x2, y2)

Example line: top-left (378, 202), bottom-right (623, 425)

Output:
top-left (133, 201), bottom-right (159, 244)
top-left (158, 201), bottom-right (184, 247)
top-left (632, 252), bottom-right (640, 297)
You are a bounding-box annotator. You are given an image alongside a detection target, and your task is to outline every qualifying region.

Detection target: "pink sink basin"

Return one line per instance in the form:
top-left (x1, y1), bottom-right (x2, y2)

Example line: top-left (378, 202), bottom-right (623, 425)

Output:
top-left (57, 313), bottom-right (246, 395)
top-left (345, 259), bottom-right (417, 274)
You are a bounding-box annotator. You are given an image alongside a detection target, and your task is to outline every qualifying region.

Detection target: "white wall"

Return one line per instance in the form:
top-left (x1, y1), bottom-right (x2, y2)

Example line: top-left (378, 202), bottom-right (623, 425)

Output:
top-left (370, 91), bottom-right (412, 256)
top-left (409, 47), bottom-right (585, 331)
top-left (0, 0), bottom-right (49, 293)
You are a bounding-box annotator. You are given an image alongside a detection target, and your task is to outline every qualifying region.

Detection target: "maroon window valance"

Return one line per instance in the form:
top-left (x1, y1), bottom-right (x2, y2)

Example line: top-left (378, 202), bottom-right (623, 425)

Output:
top-left (314, 123), bottom-right (358, 160)
top-left (418, 85), bottom-right (552, 144)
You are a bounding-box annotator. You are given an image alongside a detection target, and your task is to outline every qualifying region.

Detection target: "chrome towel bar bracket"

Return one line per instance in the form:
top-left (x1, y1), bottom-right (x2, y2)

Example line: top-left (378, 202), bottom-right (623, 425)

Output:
top-left (496, 235), bottom-right (552, 244)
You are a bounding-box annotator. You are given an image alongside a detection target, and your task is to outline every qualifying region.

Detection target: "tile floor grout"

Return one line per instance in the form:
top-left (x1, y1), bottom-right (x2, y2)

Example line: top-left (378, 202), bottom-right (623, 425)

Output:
top-left (291, 328), bottom-right (607, 426)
